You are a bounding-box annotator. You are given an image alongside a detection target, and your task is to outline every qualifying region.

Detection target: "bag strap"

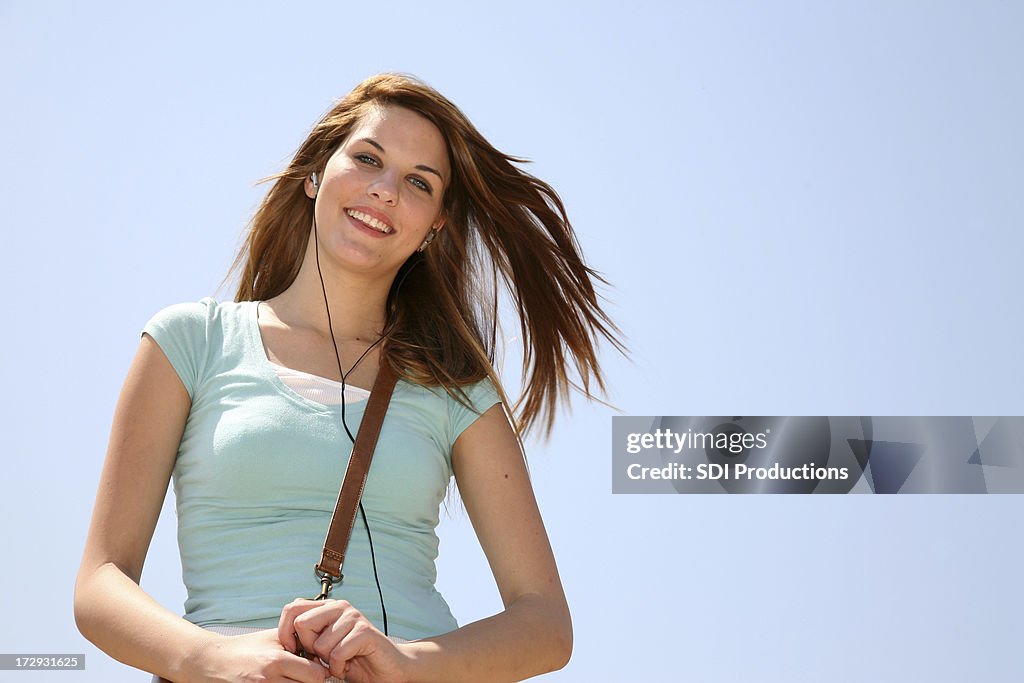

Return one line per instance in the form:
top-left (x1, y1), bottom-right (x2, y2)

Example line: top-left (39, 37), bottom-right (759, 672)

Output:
top-left (313, 361), bottom-right (398, 596)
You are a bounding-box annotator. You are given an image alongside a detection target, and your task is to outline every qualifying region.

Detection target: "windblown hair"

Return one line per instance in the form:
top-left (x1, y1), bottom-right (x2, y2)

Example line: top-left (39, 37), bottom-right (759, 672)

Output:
top-left (228, 73), bottom-right (624, 436)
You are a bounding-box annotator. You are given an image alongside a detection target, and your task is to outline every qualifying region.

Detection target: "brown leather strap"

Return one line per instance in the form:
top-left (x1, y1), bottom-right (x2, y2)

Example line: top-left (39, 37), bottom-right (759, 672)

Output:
top-left (315, 362), bottom-right (398, 581)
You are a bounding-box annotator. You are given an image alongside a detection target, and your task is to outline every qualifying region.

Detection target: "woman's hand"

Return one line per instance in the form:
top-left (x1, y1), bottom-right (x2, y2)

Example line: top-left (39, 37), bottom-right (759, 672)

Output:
top-left (278, 599), bottom-right (410, 683)
top-left (187, 629), bottom-right (330, 683)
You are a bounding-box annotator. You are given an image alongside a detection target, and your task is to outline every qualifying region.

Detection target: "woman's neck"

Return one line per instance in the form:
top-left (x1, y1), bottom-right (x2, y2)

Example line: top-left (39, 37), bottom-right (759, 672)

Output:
top-left (266, 239), bottom-right (394, 342)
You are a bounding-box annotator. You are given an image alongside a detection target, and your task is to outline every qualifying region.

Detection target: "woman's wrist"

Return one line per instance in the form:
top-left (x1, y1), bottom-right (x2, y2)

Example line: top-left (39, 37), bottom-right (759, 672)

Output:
top-left (176, 631), bottom-right (224, 682)
top-left (394, 640), bottom-right (447, 683)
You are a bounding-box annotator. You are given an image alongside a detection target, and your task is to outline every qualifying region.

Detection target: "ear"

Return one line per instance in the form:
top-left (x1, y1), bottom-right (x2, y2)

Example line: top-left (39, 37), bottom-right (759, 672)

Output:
top-left (433, 213), bottom-right (447, 232)
top-left (304, 174), bottom-right (318, 200)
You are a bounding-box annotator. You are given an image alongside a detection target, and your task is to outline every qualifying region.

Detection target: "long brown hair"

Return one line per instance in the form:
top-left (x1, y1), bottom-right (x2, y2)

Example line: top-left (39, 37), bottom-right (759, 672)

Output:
top-left (228, 73), bottom-right (624, 436)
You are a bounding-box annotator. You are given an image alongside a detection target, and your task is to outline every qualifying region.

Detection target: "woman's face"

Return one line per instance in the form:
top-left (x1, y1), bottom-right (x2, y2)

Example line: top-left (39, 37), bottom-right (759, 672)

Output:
top-left (306, 104), bottom-right (450, 278)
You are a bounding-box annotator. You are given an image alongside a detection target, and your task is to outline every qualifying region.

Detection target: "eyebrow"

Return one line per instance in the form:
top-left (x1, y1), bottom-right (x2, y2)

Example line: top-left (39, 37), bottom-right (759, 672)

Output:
top-left (358, 138), bottom-right (446, 185)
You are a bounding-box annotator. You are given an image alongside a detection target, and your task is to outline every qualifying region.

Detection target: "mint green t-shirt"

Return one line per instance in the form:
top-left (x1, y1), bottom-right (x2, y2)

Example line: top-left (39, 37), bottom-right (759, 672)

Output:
top-left (142, 298), bottom-right (501, 640)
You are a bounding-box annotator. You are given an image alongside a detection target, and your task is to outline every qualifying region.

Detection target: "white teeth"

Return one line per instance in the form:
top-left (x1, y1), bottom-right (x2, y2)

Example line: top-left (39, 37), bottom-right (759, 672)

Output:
top-left (346, 209), bottom-right (392, 233)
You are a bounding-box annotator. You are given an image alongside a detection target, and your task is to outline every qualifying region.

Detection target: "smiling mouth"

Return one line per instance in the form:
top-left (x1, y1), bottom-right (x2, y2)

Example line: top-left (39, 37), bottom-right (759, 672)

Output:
top-left (346, 209), bottom-right (393, 234)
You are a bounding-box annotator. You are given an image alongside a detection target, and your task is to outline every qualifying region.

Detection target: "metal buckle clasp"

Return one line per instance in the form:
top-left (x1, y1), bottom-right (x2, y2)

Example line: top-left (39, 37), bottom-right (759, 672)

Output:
top-left (313, 567), bottom-right (342, 601)
top-left (294, 567), bottom-right (344, 659)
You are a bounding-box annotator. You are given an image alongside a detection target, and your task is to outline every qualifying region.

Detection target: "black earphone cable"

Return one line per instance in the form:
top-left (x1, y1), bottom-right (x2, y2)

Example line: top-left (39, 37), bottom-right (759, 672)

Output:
top-left (312, 212), bottom-right (423, 638)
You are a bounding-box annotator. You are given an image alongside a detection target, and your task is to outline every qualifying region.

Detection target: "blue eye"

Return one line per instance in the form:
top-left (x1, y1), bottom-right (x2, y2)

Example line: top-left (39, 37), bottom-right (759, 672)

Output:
top-left (354, 152), bottom-right (432, 194)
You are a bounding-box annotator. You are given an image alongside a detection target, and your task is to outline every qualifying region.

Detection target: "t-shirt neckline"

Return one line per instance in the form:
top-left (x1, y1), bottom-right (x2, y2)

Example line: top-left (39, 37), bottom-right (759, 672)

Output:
top-left (247, 300), bottom-right (370, 412)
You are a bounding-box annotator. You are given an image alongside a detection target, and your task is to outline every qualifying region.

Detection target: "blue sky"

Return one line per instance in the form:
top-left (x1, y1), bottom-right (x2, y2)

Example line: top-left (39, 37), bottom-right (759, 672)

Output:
top-left (2, 2), bottom-right (1022, 681)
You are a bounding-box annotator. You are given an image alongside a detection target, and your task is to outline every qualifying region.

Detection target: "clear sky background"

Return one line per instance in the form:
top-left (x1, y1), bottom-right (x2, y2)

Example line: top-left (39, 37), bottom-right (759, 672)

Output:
top-left (2, 2), bottom-right (1022, 681)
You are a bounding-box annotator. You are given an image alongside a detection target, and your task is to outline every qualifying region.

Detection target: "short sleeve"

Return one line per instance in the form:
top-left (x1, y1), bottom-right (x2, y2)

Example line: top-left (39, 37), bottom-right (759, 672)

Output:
top-left (448, 377), bottom-right (502, 445)
top-left (141, 298), bottom-right (214, 398)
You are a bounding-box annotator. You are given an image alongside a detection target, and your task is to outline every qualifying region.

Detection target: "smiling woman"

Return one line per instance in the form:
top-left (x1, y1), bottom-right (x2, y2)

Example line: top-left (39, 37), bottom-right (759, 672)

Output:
top-left (307, 106), bottom-right (449, 277)
top-left (74, 73), bottom-right (624, 683)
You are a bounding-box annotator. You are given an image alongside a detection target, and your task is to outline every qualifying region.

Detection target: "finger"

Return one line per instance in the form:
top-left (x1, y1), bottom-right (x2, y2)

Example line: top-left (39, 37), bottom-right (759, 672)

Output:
top-left (310, 609), bottom-right (364, 663)
top-left (294, 601), bottom-right (362, 659)
top-left (278, 599), bottom-right (331, 653)
top-left (277, 651), bottom-right (331, 683)
top-left (292, 600), bottom-right (363, 657)
top-left (325, 622), bottom-right (382, 676)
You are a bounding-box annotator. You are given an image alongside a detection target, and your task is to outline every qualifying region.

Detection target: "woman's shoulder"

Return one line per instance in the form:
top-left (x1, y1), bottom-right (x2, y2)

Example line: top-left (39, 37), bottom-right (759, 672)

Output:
top-left (399, 375), bottom-right (502, 420)
top-left (140, 298), bottom-right (253, 397)
top-left (394, 375), bottom-right (503, 447)
top-left (145, 296), bottom-right (216, 326)
top-left (144, 297), bottom-right (249, 331)
top-left (399, 374), bottom-right (499, 401)
top-left (141, 298), bottom-right (255, 359)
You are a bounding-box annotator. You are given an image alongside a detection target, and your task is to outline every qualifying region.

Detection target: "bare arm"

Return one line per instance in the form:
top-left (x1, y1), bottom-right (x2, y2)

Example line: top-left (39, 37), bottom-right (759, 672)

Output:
top-left (74, 334), bottom-right (327, 682)
top-left (401, 402), bottom-right (573, 681)
top-left (281, 402), bottom-right (572, 682)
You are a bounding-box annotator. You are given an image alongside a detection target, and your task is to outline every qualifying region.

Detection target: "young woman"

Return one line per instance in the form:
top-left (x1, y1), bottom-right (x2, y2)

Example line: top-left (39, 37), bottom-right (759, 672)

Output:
top-left (74, 73), bottom-right (622, 682)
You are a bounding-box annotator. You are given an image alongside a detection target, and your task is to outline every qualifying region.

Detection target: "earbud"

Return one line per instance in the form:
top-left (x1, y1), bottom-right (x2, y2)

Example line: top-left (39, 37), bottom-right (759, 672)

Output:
top-left (310, 172), bottom-right (319, 193)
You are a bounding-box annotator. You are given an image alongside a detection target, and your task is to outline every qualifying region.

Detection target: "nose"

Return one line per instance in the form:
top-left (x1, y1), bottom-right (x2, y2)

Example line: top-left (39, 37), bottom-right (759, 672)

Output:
top-left (368, 169), bottom-right (398, 206)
